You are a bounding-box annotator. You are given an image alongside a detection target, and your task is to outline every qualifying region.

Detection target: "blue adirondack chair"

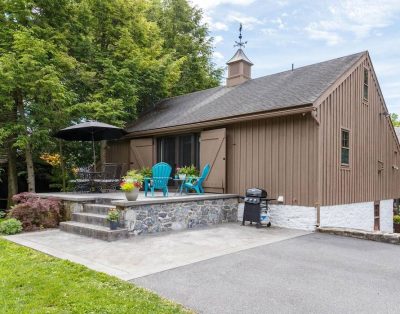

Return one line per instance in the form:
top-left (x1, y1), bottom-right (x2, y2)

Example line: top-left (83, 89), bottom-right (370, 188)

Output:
top-left (144, 162), bottom-right (172, 197)
top-left (183, 164), bottom-right (210, 194)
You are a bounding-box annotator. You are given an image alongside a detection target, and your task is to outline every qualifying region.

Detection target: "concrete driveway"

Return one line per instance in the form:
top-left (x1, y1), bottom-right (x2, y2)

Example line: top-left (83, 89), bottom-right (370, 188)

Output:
top-left (133, 233), bottom-right (400, 314)
top-left (5, 224), bottom-right (308, 280)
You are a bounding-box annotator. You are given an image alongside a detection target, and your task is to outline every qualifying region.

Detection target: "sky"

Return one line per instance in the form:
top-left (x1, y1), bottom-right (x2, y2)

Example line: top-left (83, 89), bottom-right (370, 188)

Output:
top-left (190, 0), bottom-right (400, 114)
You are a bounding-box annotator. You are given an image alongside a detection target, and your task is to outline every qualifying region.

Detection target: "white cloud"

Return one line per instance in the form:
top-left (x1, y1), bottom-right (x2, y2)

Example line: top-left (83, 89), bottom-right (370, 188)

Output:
top-left (190, 0), bottom-right (255, 10)
top-left (213, 51), bottom-right (224, 60)
top-left (305, 0), bottom-right (400, 45)
top-left (214, 35), bottom-right (224, 45)
top-left (227, 12), bottom-right (265, 30)
top-left (202, 13), bottom-right (228, 31)
top-left (305, 23), bottom-right (343, 46)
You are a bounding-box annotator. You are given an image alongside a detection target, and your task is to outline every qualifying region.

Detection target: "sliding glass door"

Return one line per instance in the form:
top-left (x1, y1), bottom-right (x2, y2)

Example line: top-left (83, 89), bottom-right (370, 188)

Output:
top-left (157, 134), bottom-right (200, 175)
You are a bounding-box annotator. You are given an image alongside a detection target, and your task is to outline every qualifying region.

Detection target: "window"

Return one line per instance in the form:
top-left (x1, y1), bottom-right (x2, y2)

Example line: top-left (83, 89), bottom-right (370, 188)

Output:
top-left (157, 134), bottom-right (200, 175)
top-left (363, 68), bottom-right (368, 101)
top-left (341, 129), bottom-right (350, 166)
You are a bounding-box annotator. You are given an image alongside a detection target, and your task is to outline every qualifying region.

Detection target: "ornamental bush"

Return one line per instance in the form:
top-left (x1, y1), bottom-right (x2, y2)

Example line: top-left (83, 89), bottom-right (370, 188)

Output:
top-left (10, 193), bottom-right (62, 231)
top-left (0, 218), bottom-right (23, 235)
top-left (394, 215), bottom-right (400, 224)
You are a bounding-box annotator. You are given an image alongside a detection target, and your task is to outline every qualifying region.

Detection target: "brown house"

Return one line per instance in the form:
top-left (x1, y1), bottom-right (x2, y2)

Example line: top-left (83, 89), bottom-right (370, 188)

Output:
top-left (106, 49), bottom-right (400, 232)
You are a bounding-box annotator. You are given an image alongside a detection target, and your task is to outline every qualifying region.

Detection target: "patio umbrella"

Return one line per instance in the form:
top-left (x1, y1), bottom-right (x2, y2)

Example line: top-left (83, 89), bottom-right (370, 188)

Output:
top-left (54, 121), bottom-right (127, 170)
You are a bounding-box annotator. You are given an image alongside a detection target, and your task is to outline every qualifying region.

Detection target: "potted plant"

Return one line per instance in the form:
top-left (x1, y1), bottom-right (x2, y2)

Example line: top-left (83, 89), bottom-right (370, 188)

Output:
top-left (177, 165), bottom-right (199, 180)
top-left (394, 215), bottom-right (400, 233)
top-left (107, 208), bottom-right (120, 230)
top-left (120, 170), bottom-right (143, 201)
top-left (176, 167), bottom-right (186, 180)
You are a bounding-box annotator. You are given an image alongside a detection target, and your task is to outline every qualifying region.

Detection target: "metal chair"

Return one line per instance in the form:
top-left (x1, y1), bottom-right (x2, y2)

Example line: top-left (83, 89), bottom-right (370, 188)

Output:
top-left (94, 163), bottom-right (120, 192)
top-left (69, 166), bottom-right (94, 193)
top-left (144, 162), bottom-right (172, 197)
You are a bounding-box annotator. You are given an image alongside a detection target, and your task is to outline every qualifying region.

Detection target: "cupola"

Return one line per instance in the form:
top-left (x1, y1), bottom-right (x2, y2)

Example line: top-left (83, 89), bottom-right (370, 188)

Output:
top-left (226, 24), bottom-right (253, 87)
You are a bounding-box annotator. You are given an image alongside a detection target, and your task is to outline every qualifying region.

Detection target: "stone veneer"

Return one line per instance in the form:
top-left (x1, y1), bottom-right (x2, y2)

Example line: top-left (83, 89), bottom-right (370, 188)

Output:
top-left (116, 197), bottom-right (238, 235)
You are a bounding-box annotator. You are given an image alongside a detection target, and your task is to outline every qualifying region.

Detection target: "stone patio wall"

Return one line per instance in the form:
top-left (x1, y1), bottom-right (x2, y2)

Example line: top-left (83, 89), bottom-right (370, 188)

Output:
top-left (118, 197), bottom-right (238, 235)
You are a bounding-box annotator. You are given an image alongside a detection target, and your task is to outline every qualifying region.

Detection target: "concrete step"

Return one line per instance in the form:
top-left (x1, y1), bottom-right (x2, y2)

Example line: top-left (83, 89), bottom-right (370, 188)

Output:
top-left (60, 221), bottom-right (129, 242)
top-left (83, 203), bottom-right (114, 215)
top-left (72, 212), bottom-right (109, 227)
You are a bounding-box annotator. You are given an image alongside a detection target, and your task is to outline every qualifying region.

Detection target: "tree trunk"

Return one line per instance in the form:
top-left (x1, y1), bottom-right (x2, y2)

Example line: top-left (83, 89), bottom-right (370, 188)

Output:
top-left (25, 142), bottom-right (35, 192)
top-left (59, 141), bottom-right (66, 191)
top-left (15, 90), bottom-right (36, 192)
top-left (7, 140), bottom-right (18, 209)
top-left (100, 140), bottom-right (107, 171)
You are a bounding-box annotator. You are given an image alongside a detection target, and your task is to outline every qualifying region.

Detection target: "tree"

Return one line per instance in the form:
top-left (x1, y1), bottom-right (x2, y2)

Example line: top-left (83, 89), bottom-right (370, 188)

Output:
top-left (150, 0), bottom-right (223, 101)
top-left (391, 113), bottom-right (400, 127)
top-left (0, 0), bottom-right (222, 198)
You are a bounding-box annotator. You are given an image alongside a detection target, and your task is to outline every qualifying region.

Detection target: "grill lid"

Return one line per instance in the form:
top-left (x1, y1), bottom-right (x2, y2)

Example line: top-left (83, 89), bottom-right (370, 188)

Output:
top-left (245, 188), bottom-right (267, 198)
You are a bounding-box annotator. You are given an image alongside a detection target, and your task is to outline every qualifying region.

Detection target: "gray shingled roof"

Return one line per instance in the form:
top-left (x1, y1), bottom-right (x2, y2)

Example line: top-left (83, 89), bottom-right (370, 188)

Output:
top-left (127, 51), bottom-right (365, 133)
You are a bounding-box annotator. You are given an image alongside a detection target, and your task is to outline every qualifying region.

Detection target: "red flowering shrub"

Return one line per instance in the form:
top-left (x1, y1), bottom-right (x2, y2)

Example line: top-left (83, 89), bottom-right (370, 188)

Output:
top-left (10, 193), bottom-right (62, 231)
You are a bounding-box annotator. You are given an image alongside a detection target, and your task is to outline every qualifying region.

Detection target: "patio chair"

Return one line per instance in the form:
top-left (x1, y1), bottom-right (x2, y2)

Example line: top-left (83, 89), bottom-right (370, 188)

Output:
top-left (183, 164), bottom-right (210, 194)
top-left (144, 162), bottom-right (172, 197)
top-left (94, 163), bottom-right (121, 192)
top-left (69, 165), bottom-right (94, 193)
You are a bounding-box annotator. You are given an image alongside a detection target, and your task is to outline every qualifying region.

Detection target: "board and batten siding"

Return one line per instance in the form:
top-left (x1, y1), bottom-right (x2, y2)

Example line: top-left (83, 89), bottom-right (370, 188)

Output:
top-left (226, 114), bottom-right (318, 206)
top-left (105, 140), bottom-right (130, 166)
top-left (317, 56), bottom-right (400, 206)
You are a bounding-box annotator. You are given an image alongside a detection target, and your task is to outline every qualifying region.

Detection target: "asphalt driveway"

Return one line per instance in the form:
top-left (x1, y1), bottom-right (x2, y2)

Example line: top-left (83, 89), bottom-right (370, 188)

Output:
top-left (133, 233), bottom-right (400, 314)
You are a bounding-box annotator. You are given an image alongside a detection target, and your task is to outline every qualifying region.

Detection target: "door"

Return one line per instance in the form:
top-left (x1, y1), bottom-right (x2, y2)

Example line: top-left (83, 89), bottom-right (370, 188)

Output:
top-left (130, 138), bottom-right (154, 170)
top-left (200, 128), bottom-right (226, 193)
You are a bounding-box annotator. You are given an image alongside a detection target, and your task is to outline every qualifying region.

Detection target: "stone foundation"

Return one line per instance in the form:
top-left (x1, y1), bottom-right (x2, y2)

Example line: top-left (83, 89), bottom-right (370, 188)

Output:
top-left (117, 197), bottom-right (238, 235)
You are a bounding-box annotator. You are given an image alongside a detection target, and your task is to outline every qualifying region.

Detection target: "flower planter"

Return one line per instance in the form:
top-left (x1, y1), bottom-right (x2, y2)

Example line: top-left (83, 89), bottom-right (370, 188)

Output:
top-left (393, 223), bottom-right (400, 233)
top-left (125, 189), bottom-right (139, 201)
top-left (109, 220), bottom-right (119, 230)
top-left (178, 174), bottom-right (186, 180)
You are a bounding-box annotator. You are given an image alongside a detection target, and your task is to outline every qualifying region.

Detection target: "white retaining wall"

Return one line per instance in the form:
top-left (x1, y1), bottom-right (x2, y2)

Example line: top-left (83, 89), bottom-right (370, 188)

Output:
top-left (320, 199), bottom-right (393, 232)
top-left (238, 199), bottom-right (394, 232)
top-left (238, 203), bottom-right (317, 231)
top-left (380, 199), bottom-right (394, 233)
top-left (320, 202), bottom-right (374, 231)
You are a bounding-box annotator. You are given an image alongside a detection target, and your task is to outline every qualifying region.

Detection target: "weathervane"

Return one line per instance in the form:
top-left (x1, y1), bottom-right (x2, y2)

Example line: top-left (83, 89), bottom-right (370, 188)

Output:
top-left (234, 23), bottom-right (247, 48)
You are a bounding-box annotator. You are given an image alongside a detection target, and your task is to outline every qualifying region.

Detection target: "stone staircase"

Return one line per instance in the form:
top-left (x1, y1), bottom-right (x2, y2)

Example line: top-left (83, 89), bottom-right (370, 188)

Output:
top-left (60, 203), bottom-right (129, 242)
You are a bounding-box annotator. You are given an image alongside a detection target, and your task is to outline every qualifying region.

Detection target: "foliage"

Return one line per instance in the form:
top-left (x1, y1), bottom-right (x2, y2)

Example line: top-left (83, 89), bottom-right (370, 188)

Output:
top-left (140, 166), bottom-right (152, 179)
top-left (391, 113), bottom-right (400, 127)
top-left (0, 0), bottom-right (221, 194)
top-left (107, 208), bottom-right (120, 222)
top-left (0, 218), bottom-right (23, 235)
top-left (0, 238), bottom-right (189, 313)
top-left (10, 193), bottom-right (62, 231)
top-left (120, 169), bottom-right (143, 191)
top-left (176, 165), bottom-right (199, 177)
top-left (394, 215), bottom-right (400, 224)
top-left (0, 210), bottom-right (6, 219)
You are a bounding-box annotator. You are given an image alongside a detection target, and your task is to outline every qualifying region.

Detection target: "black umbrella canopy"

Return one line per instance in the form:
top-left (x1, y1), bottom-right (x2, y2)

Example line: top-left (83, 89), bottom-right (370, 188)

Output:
top-left (55, 121), bottom-right (127, 171)
top-left (55, 121), bottom-right (127, 141)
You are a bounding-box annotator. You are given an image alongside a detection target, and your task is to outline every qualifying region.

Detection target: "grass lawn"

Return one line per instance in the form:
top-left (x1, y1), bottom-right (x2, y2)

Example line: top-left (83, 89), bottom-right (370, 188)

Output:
top-left (0, 238), bottom-right (190, 313)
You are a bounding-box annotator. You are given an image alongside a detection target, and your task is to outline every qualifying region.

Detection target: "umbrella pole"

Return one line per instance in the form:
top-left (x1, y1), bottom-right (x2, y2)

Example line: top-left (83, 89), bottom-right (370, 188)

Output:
top-left (92, 133), bottom-right (96, 171)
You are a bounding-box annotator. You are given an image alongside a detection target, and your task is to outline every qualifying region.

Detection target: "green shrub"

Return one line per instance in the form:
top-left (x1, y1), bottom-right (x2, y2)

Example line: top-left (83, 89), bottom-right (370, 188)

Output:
top-left (139, 167), bottom-right (152, 179)
top-left (0, 218), bottom-right (23, 235)
top-left (394, 215), bottom-right (400, 224)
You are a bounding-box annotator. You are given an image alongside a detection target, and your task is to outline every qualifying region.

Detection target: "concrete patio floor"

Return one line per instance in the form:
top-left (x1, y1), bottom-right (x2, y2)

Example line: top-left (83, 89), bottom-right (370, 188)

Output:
top-left (5, 224), bottom-right (309, 281)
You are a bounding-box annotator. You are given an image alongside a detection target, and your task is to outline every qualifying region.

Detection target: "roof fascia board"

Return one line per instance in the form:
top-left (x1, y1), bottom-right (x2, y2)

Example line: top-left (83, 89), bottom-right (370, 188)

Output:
top-left (312, 52), bottom-right (367, 109)
top-left (366, 52), bottom-right (400, 151)
top-left (124, 105), bottom-right (313, 138)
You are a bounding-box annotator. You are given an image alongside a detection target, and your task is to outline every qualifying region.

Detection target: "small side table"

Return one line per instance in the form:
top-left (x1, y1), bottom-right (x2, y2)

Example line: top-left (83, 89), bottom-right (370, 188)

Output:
top-left (172, 178), bottom-right (186, 196)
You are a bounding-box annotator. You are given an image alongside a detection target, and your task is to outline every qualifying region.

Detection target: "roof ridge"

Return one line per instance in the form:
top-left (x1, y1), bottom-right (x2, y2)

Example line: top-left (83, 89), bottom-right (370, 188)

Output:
top-left (248, 51), bottom-right (367, 84)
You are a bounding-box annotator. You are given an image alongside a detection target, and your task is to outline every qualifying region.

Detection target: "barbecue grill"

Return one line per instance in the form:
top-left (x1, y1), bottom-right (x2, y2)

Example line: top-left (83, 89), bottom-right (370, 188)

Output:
top-left (242, 188), bottom-right (275, 228)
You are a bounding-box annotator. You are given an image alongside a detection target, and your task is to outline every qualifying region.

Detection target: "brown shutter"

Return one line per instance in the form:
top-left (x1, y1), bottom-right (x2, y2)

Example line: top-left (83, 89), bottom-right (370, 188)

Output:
top-left (200, 128), bottom-right (226, 193)
top-left (130, 138), bottom-right (154, 170)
